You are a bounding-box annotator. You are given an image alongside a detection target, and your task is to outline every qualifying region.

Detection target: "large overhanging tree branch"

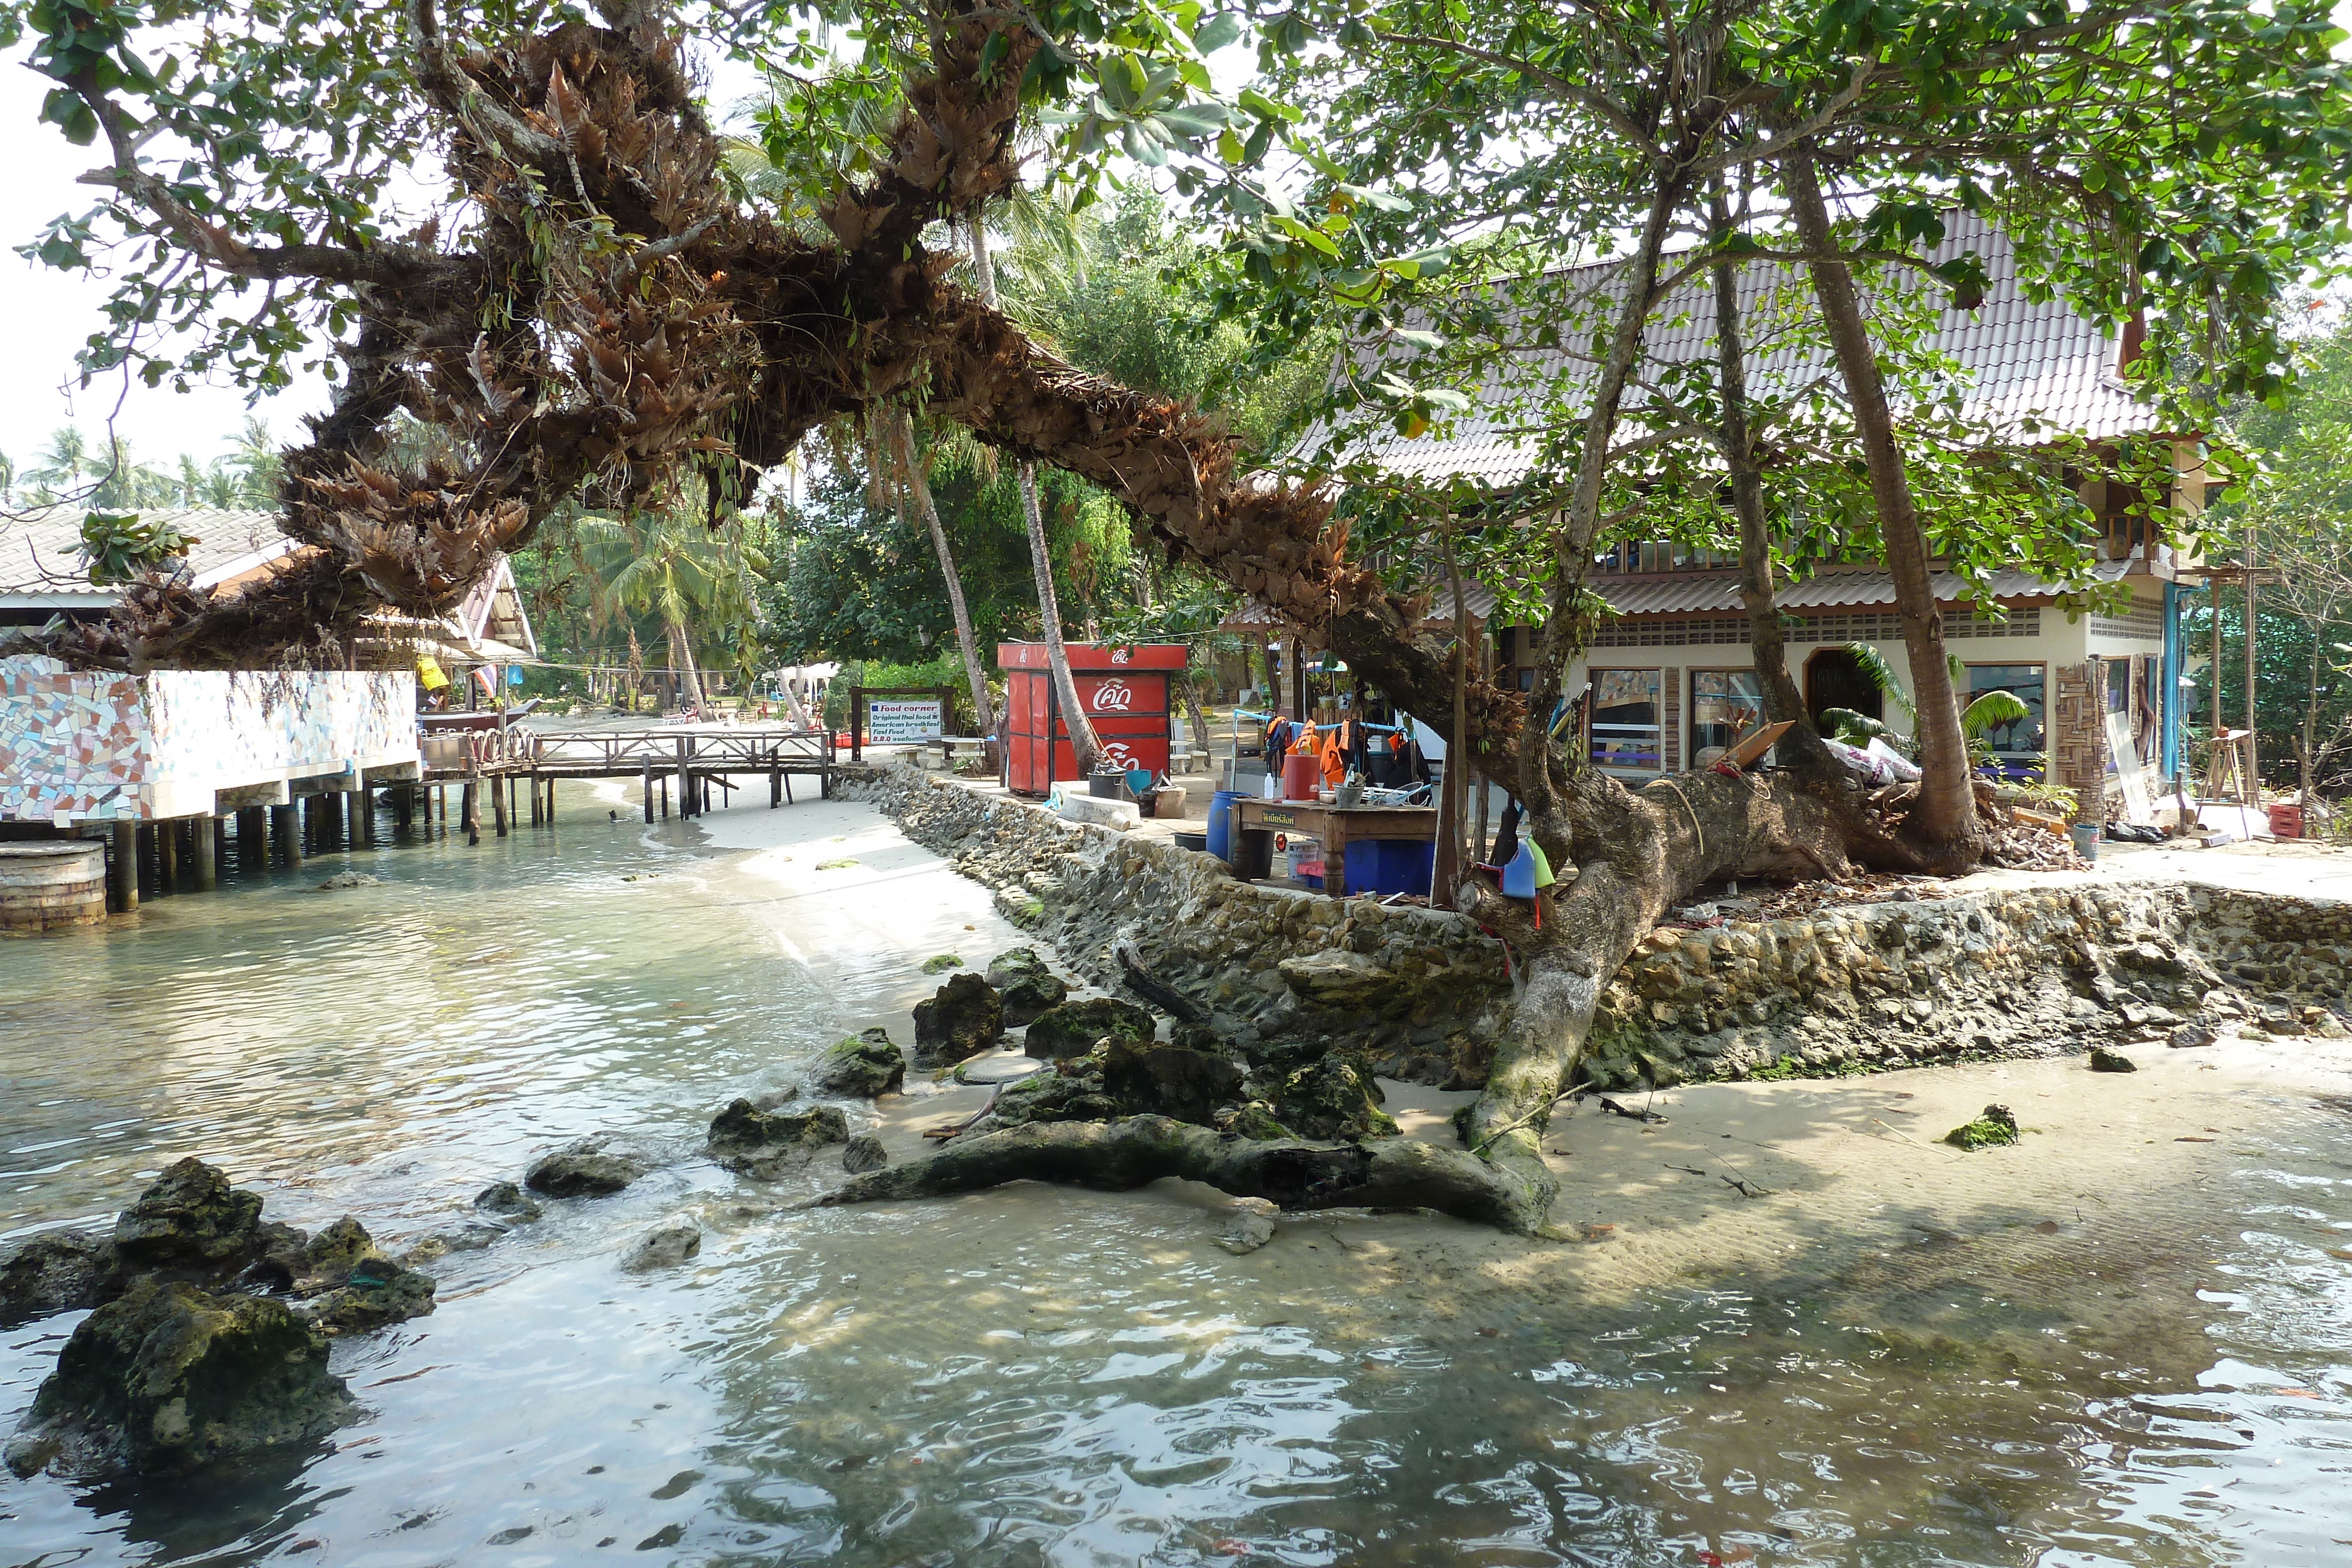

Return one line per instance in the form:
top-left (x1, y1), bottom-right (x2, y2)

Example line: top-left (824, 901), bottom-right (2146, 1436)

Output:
top-left (14, 0), bottom-right (2348, 1232)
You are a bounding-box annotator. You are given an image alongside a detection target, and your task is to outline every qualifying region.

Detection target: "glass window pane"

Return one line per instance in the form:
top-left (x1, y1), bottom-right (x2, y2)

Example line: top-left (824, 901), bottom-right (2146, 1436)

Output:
top-left (1690, 670), bottom-right (1766, 764)
top-left (1967, 663), bottom-right (2045, 764)
top-left (1590, 668), bottom-right (1663, 772)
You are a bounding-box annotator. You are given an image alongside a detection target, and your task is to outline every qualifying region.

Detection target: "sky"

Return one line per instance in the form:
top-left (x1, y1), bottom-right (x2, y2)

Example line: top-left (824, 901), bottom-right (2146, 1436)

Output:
top-left (0, 43), bottom-right (770, 482)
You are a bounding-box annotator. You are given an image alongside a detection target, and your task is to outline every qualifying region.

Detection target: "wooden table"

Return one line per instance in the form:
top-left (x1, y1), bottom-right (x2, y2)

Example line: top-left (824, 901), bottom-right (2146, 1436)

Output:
top-left (1231, 798), bottom-right (1439, 897)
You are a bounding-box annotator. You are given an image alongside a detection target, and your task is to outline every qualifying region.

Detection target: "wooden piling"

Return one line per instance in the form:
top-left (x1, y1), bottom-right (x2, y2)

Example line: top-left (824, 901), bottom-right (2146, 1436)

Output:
top-left (238, 807), bottom-right (267, 868)
top-left (192, 817), bottom-right (219, 891)
top-left (491, 773), bottom-right (509, 837)
top-left (109, 821), bottom-right (137, 912)
top-left (272, 803), bottom-right (300, 865)
top-left (642, 765), bottom-right (655, 824)
top-left (212, 813), bottom-right (230, 878)
top-left (462, 776), bottom-right (481, 845)
top-left (136, 822), bottom-right (158, 898)
top-left (529, 774), bottom-right (542, 827)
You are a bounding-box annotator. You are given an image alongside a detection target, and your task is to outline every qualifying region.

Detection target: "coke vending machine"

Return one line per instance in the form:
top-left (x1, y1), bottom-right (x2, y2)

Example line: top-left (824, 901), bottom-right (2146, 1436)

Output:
top-left (998, 641), bottom-right (1187, 796)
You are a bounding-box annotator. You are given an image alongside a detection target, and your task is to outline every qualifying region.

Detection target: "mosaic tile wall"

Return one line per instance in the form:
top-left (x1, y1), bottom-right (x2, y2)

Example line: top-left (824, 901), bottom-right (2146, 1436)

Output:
top-left (0, 656), bottom-right (417, 824)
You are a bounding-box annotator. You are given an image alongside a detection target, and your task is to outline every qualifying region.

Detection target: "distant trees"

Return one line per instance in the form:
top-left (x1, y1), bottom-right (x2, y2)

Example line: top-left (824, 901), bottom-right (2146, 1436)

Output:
top-left (9, 419), bottom-right (283, 511)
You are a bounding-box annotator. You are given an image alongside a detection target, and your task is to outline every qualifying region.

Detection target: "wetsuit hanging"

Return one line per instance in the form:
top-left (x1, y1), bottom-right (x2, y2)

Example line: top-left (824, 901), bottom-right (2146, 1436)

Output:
top-left (1489, 795), bottom-right (1522, 868)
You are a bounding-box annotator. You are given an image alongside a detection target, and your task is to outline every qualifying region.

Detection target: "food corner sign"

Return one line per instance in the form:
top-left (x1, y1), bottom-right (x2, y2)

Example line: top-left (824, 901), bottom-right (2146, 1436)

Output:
top-left (868, 698), bottom-right (944, 744)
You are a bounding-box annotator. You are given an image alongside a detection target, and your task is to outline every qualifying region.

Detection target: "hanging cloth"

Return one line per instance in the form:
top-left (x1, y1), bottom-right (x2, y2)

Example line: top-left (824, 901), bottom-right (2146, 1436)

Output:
top-left (1317, 726), bottom-right (1348, 785)
top-left (1489, 795), bottom-right (1522, 868)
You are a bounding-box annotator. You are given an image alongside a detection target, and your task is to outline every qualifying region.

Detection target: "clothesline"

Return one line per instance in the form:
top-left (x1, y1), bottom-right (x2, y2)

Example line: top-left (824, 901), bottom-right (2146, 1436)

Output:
top-left (1234, 708), bottom-right (1402, 734)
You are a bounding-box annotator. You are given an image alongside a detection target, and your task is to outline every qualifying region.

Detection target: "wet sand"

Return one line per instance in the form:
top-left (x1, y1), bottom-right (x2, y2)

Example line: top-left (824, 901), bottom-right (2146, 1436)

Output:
top-left (682, 784), bottom-right (2352, 1302)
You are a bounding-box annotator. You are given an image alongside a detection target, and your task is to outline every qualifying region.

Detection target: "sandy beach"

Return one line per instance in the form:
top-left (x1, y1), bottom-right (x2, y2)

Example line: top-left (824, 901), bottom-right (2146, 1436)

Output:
top-left (670, 779), bottom-right (2352, 1308)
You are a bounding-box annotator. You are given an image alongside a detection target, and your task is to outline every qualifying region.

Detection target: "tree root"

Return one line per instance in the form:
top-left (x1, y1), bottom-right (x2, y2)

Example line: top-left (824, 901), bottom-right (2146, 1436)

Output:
top-left (816, 1116), bottom-right (1551, 1233)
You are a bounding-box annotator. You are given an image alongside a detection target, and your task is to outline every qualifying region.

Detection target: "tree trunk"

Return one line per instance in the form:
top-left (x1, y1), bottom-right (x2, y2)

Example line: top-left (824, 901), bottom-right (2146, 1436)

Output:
top-left (667, 619), bottom-right (705, 711)
top-left (966, 213), bottom-right (1101, 775)
top-left (1782, 148), bottom-right (1980, 870)
top-left (1178, 668), bottom-right (1212, 757)
top-left (897, 412), bottom-right (995, 738)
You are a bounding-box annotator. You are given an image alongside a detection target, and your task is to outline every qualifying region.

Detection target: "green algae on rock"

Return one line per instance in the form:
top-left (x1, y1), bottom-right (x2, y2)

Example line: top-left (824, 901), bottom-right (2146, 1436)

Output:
top-left (1944, 1104), bottom-right (2023, 1150)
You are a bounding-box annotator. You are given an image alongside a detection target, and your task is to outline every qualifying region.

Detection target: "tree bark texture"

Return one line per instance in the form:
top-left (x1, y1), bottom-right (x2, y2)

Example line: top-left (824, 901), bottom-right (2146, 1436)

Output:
top-left (1781, 149), bottom-right (1980, 870)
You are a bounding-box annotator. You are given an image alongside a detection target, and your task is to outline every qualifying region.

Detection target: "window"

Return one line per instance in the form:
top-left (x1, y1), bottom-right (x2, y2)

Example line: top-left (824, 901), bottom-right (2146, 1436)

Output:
top-left (1589, 668), bottom-right (1663, 773)
top-left (1690, 670), bottom-right (1766, 765)
top-left (1967, 663), bottom-right (2046, 772)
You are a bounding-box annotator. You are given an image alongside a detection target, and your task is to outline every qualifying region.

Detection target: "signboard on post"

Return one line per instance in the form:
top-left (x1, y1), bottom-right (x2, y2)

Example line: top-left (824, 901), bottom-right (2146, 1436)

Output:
top-left (868, 698), bottom-right (944, 745)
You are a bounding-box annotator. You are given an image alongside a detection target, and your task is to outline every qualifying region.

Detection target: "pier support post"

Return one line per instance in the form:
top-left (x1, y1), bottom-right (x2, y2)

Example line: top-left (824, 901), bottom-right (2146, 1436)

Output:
top-left (137, 823), bottom-right (158, 898)
top-left (528, 775), bottom-right (541, 827)
top-left (770, 769), bottom-right (781, 808)
top-left (394, 787), bottom-right (413, 835)
top-left (353, 787), bottom-right (375, 848)
top-left (212, 814), bottom-right (230, 878)
top-left (491, 773), bottom-right (508, 837)
top-left (192, 817), bottom-right (218, 891)
top-left (462, 777), bottom-right (481, 845)
top-left (544, 777), bottom-right (556, 823)
top-left (109, 821), bottom-right (137, 912)
top-left (271, 804), bottom-right (299, 865)
top-left (642, 766), bottom-right (654, 824)
top-left (236, 807), bottom-right (265, 868)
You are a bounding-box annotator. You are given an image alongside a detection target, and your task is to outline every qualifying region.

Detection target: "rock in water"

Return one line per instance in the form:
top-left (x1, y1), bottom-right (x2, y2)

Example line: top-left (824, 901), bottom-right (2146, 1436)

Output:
top-left (1215, 1198), bottom-right (1279, 1255)
top-left (285, 1218), bottom-right (436, 1336)
top-left (1944, 1104), bottom-right (2023, 1150)
top-left (840, 1135), bottom-right (888, 1174)
top-left (113, 1158), bottom-right (266, 1273)
top-left (1274, 1058), bottom-right (1398, 1141)
top-left (525, 1137), bottom-right (653, 1198)
top-left (812, 1028), bottom-right (906, 1098)
top-left (1101, 1038), bottom-right (1245, 1124)
top-left (620, 1220), bottom-right (701, 1272)
top-left (913, 973), bottom-right (1005, 1066)
top-left (987, 947), bottom-right (1068, 1026)
top-left (4, 1279), bottom-right (353, 1480)
top-left (1023, 997), bottom-right (1154, 1061)
top-left (706, 1098), bottom-right (848, 1177)
top-left (2089, 1046), bottom-right (2138, 1073)
top-left (473, 1181), bottom-right (543, 1222)
top-left (1, 1231), bottom-right (121, 1328)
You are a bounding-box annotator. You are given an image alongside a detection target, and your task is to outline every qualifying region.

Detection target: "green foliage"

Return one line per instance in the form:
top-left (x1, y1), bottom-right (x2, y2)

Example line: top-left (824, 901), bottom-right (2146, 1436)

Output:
top-left (76, 509), bottom-right (196, 585)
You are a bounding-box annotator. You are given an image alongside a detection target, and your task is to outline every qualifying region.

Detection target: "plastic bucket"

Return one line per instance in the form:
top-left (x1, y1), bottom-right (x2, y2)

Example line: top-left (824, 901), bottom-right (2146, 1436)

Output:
top-left (2069, 823), bottom-right (2100, 861)
top-left (1281, 752), bottom-right (1321, 801)
top-left (1207, 790), bottom-right (1245, 863)
top-left (2269, 802), bottom-right (2306, 840)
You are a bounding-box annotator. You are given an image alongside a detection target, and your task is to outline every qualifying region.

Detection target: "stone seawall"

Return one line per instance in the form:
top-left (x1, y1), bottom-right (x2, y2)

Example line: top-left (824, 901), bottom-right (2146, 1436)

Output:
top-left (842, 765), bottom-right (2351, 1088)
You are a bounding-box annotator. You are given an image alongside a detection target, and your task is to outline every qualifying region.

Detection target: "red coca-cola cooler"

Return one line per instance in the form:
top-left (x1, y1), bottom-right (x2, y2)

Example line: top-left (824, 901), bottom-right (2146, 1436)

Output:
top-left (999, 641), bottom-right (1187, 796)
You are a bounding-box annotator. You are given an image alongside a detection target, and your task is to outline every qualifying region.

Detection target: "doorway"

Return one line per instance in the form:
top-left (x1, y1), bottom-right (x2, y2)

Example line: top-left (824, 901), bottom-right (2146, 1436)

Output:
top-left (1806, 647), bottom-right (1886, 731)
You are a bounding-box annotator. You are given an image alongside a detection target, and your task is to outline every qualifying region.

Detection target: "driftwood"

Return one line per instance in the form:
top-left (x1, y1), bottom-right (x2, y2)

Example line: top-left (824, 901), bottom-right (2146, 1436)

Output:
top-left (817, 1116), bottom-right (1536, 1231)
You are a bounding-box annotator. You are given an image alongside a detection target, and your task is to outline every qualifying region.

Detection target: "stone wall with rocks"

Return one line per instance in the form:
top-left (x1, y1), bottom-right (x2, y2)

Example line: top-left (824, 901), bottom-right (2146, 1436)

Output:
top-left (843, 765), bottom-right (2352, 1089)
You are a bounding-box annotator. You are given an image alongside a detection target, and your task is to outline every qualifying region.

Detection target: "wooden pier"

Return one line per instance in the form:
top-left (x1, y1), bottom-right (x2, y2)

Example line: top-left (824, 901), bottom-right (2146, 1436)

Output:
top-left (414, 724), bottom-right (839, 836)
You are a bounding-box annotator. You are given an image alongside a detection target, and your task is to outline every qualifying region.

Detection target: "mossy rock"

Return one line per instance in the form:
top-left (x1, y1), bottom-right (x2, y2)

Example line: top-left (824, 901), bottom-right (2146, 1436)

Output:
top-left (1101, 1038), bottom-right (1246, 1125)
top-left (1220, 1101), bottom-right (1292, 1141)
top-left (913, 972), bottom-right (1005, 1068)
top-left (921, 954), bottom-right (964, 974)
top-left (813, 1027), bottom-right (906, 1098)
top-left (4, 1279), bottom-right (353, 1480)
top-left (1024, 997), bottom-right (1154, 1061)
top-left (112, 1158), bottom-right (265, 1274)
top-left (1274, 1058), bottom-right (1398, 1141)
top-left (987, 946), bottom-right (1069, 1026)
top-left (990, 1066), bottom-right (1121, 1128)
top-left (1943, 1104), bottom-right (2022, 1151)
top-left (707, 1098), bottom-right (850, 1176)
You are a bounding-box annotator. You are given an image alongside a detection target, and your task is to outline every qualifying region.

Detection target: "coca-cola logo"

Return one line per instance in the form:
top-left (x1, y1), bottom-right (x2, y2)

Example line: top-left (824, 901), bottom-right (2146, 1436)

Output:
top-left (1100, 742), bottom-right (1138, 768)
top-left (1091, 678), bottom-right (1135, 713)
top-left (1110, 647), bottom-right (1132, 664)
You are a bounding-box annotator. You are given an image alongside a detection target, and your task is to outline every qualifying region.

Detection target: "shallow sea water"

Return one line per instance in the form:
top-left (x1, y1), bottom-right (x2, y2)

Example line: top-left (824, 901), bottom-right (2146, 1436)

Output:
top-left (4, 799), bottom-right (2352, 1566)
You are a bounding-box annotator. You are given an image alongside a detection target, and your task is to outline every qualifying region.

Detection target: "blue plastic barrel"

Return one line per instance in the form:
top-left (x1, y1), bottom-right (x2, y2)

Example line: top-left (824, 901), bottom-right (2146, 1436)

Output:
top-left (1207, 789), bottom-right (1247, 864)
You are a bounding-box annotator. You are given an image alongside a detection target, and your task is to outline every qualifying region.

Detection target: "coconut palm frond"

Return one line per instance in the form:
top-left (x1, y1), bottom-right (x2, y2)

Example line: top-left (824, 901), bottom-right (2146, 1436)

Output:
top-left (1843, 641), bottom-right (1918, 720)
top-left (1820, 706), bottom-right (1892, 745)
top-left (1961, 688), bottom-right (2030, 738)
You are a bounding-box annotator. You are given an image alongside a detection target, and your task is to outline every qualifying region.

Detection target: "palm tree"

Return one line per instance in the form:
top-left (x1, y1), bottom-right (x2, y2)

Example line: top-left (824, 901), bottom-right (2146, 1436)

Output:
top-left (0, 450), bottom-right (15, 505)
top-left (223, 416), bottom-right (282, 507)
top-left (577, 503), bottom-right (767, 714)
top-left (965, 210), bottom-right (1102, 774)
top-left (25, 427), bottom-right (93, 500)
top-left (884, 409), bottom-right (995, 741)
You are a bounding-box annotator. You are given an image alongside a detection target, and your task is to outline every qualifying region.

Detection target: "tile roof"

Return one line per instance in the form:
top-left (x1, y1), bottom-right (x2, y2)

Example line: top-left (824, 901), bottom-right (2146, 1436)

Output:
top-left (0, 505), bottom-right (295, 601)
top-left (1590, 559), bottom-right (2133, 617)
top-left (1322, 210), bottom-right (2160, 492)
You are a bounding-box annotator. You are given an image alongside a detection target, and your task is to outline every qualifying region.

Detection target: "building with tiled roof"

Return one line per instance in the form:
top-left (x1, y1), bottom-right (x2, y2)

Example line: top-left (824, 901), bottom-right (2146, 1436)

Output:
top-left (1283, 212), bottom-right (2202, 804)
